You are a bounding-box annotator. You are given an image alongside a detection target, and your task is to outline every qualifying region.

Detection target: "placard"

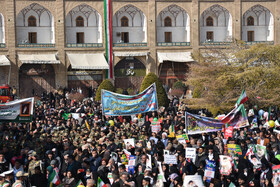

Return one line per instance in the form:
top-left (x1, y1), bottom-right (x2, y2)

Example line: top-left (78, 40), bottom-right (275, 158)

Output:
top-left (164, 155), bottom-right (177, 165)
top-left (227, 144), bottom-right (242, 155)
top-left (183, 175), bottom-right (204, 187)
top-left (176, 134), bottom-right (189, 144)
top-left (272, 165), bottom-right (280, 186)
top-left (151, 124), bottom-right (161, 133)
top-left (185, 148), bottom-right (196, 163)
top-left (204, 160), bottom-right (216, 178)
top-left (124, 139), bottom-right (135, 148)
top-left (224, 126), bottom-right (233, 139)
top-left (219, 155), bottom-right (232, 176)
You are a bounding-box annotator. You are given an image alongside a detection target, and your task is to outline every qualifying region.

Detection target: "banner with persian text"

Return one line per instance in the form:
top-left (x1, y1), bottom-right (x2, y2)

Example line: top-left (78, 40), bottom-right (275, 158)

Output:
top-left (186, 112), bottom-right (224, 134)
top-left (0, 97), bottom-right (34, 122)
top-left (102, 83), bottom-right (158, 116)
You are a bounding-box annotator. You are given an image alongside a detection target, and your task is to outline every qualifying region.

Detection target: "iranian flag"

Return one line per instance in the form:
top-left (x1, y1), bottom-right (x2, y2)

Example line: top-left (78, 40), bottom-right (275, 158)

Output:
top-left (97, 177), bottom-right (106, 187)
top-left (235, 90), bottom-right (248, 108)
top-left (75, 180), bottom-right (83, 187)
top-left (104, 0), bottom-right (113, 79)
top-left (48, 170), bottom-right (60, 186)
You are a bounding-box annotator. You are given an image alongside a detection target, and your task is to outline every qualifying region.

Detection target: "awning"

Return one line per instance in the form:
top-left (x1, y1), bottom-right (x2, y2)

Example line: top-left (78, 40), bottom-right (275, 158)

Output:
top-left (0, 55), bottom-right (10, 66)
top-left (18, 54), bottom-right (60, 64)
top-left (67, 53), bottom-right (109, 70)
top-left (157, 52), bottom-right (194, 63)
top-left (114, 51), bottom-right (149, 57)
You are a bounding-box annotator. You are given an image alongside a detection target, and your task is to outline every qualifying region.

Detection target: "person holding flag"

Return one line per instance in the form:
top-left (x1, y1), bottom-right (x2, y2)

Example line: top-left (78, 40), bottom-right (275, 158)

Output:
top-left (47, 166), bottom-right (60, 187)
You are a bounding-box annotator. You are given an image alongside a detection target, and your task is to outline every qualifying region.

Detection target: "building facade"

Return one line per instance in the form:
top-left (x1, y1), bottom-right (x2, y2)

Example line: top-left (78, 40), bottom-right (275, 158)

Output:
top-left (0, 0), bottom-right (278, 97)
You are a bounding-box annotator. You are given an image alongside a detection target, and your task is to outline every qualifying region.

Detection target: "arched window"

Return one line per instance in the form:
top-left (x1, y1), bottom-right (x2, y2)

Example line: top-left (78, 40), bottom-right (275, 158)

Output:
top-left (76, 16), bottom-right (84, 27)
top-left (164, 17), bottom-right (172, 27)
top-left (247, 16), bottom-right (254, 26)
top-left (121, 16), bottom-right (129, 27)
top-left (206, 16), bottom-right (213, 26)
top-left (28, 16), bottom-right (37, 27)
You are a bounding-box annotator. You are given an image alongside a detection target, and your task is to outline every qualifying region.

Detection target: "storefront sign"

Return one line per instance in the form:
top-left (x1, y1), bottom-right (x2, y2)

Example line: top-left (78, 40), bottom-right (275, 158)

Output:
top-left (67, 71), bottom-right (102, 75)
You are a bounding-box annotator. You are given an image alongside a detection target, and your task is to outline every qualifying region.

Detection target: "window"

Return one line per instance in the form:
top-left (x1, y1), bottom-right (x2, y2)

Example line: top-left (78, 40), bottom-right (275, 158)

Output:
top-left (165, 32), bottom-right (172, 42)
top-left (76, 32), bottom-right (84, 43)
top-left (247, 31), bottom-right (254, 42)
top-left (76, 16), bottom-right (84, 27)
top-left (247, 16), bottom-right (254, 26)
top-left (28, 16), bottom-right (37, 27)
top-left (164, 17), bottom-right (172, 27)
top-left (28, 32), bottom-right (37, 43)
top-left (121, 32), bottom-right (129, 43)
top-left (0, 89), bottom-right (8, 96)
top-left (121, 16), bottom-right (129, 27)
top-left (206, 16), bottom-right (213, 26)
top-left (206, 31), bottom-right (213, 41)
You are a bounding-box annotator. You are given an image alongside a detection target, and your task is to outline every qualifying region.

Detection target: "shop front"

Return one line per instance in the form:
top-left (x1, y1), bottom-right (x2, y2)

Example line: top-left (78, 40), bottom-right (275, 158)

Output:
top-left (18, 54), bottom-right (60, 98)
top-left (157, 52), bottom-right (193, 88)
top-left (67, 53), bottom-right (108, 97)
top-left (114, 51), bottom-right (148, 94)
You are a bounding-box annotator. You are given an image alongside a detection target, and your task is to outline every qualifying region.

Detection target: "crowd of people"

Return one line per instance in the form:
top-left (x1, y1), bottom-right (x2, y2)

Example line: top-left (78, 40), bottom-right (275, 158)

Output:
top-left (0, 90), bottom-right (279, 187)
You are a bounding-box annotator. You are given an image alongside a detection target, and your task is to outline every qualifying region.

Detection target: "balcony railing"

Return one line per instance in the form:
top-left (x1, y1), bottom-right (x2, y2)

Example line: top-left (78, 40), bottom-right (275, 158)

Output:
top-left (113, 43), bottom-right (147, 47)
top-left (66, 43), bottom-right (103, 48)
top-left (0, 43), bottom-right (5, 48)
top-left (157, 42), bottom-right (190, 46)
top-left (200, 41), bottom-right (232, 46)
top-left (17, 43), bottom-right (55, 48)
top-left (245, 41), bottom-right (274, 45)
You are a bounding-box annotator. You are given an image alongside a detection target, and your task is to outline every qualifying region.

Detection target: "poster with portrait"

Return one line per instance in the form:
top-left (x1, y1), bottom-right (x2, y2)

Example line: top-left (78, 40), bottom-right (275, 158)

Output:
top-left (183, 175), bottom-right (204, 187)
top-left (219, 155), bottom-right (232, 176)
top-left (272, 165), bottom-right (280, 186)
top-left (124, 139), bottom-right (135, 149)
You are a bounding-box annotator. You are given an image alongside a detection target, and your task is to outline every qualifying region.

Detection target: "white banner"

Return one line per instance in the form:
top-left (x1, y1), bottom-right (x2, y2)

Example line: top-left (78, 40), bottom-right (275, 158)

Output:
top-left (0, 98), bottom-right (34, 122)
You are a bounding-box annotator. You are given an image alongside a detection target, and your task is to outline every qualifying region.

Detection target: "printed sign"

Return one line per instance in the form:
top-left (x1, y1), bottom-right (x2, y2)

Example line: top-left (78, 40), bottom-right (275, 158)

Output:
top-left (204, 160), bottom-right (216, 178)
top-left (164, 155), bottom-right (177, 165)
top-left (176, 134), bottom-right (189, 144)
top-left (146, 154), bottom-right (152, 169)
top-left (219, 155), bottom-right (232, 176)
top-left (128, 155), bottom-right (136, 175)
top-left (227, 144), bottom-right (242, 155)
top-left (102, 83), bottom-right (158, 116)
top-left (124, 139), bottom-right (135, 149)
top-left (0, 98), bottom-right (34, 122)
top-left (185, 148), bottom-right (196, 163)
top-left (272, 165), bottom-right (280, 186)
top-left (151, 124), bottom-right (161, 133)
top-left (183, 175), bottom-right (204, 187)
top-left (224, 126), bottom-right (233, 139)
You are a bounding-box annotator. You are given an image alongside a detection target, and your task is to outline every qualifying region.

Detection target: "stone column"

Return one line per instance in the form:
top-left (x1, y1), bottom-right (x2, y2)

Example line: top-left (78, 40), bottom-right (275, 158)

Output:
top-left (234, 0), bottom-right (242, 40)
top-left (191, 0), bottom-right (199, 50)
top-left (5, 0), bottom-right (17, 89)
top-left (55, 0), bottom-right (67, 89)
top-left (148, 0), bottom-right (157, 75)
